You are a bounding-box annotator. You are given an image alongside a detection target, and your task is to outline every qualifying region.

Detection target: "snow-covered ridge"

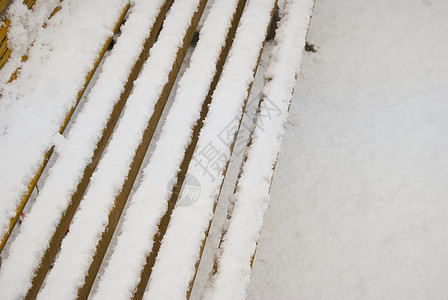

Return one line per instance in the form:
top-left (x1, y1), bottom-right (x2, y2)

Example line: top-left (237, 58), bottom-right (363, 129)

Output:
top-left (0, 0), bottom-right (128, 258)
top-left (92, 0), bottom-right (246, 298)
top-left (0, 0), bottom-right (168, 299)
top-left (144, 0), bottom-right (277, 298)
top-left (205, 0), bottom-right (315, 298)
top-left (37, 0), bottom-right (206, 298)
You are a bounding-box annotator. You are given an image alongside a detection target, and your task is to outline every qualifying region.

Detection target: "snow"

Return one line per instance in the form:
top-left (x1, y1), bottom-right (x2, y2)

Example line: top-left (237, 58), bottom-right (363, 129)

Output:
top-left (187, 40), bottom-right (271, 300)
top-left (0, 0), bottom-right (61, 84)
top-left (1, 0), bottom-right (447, 298)
top-left (92, 0), bottom-right (244, 299)
top-left (0, 0), bottom-right (128, 249)
top-left (204, 0), bottom-right (315, 298)
top-left (0, 1), bottom-right (167, 299)
top-left (144, 0), bottom-right (276, 298)
top-left (247, 0), bottom-right (448, 298)
top-left (36, 0), bottom-right (205, 298)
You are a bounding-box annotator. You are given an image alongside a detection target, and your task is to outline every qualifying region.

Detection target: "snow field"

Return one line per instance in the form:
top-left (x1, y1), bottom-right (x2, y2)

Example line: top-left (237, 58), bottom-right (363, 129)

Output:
top-left (91, 0), bottom-right (248, 298)
top-left (248, 0), bottom-right (448, 297)
top-left (0, 0), bottom-right (169, 299)
top-left (36, 0), bottom-right (207, 298)
top-left (204, 0), bottom-right (315, 298)
top-left (143, 0), bottom-right (277, 298)
top-left (0, 0), bottom-right (128, 257)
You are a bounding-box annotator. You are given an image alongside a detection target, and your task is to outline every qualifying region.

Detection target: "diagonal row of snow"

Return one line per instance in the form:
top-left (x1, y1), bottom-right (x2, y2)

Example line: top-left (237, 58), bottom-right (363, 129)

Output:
top-left (36, 0), bottom-right (205, 299)
top-left (91, 0), bottom-right (245, 298)
top-left (0, 0), bottom-right (168, 299)
top-left (204, 0), bottom-right (315, 298)
top-left (0, 0), bottom-right (128, 247)
top-left (143, 0), bottom-right (277, 298)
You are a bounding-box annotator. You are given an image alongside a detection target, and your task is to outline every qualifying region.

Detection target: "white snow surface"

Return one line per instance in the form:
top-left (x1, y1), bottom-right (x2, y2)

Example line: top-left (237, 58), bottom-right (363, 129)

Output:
top-left (0, 1), bottom-right (166, 299)
top-left (0, 0), bottom-right (61, 85)
top-left (205, 0), bottom-right (314, 298)
top-left (144, 0), bottom-right (276, 298)
top-left (37, 0), bottom-right (203, 297)
top-left (92, 0), bottom-right (242, 299)
top-left (247, 0), bottom-right (448, 298)
top-left (0, 0), bottom-right (128, 245)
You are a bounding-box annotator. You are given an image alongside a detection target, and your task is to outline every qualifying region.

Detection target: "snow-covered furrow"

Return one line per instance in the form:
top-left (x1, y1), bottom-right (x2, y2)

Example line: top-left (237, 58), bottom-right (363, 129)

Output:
top-left (91, 0), bottom-right (246, 299)
top-left (144, 0), bottom-right (277, 298)
top-left (0, 0), bottom-right (61, 84)
top-left (204, 0), bottom-right (315, 298)
top-left (36, 0), bottom-right (206, 299)
top-left (0, 0), bottom-right (129, 252)
top-left (0, 1), bottom-right (169, 299)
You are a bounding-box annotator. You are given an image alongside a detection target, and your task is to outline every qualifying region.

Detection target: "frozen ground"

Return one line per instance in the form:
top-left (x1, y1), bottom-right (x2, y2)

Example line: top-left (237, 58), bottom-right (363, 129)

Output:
top-left (248, 0), bottom-right (448, 299)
